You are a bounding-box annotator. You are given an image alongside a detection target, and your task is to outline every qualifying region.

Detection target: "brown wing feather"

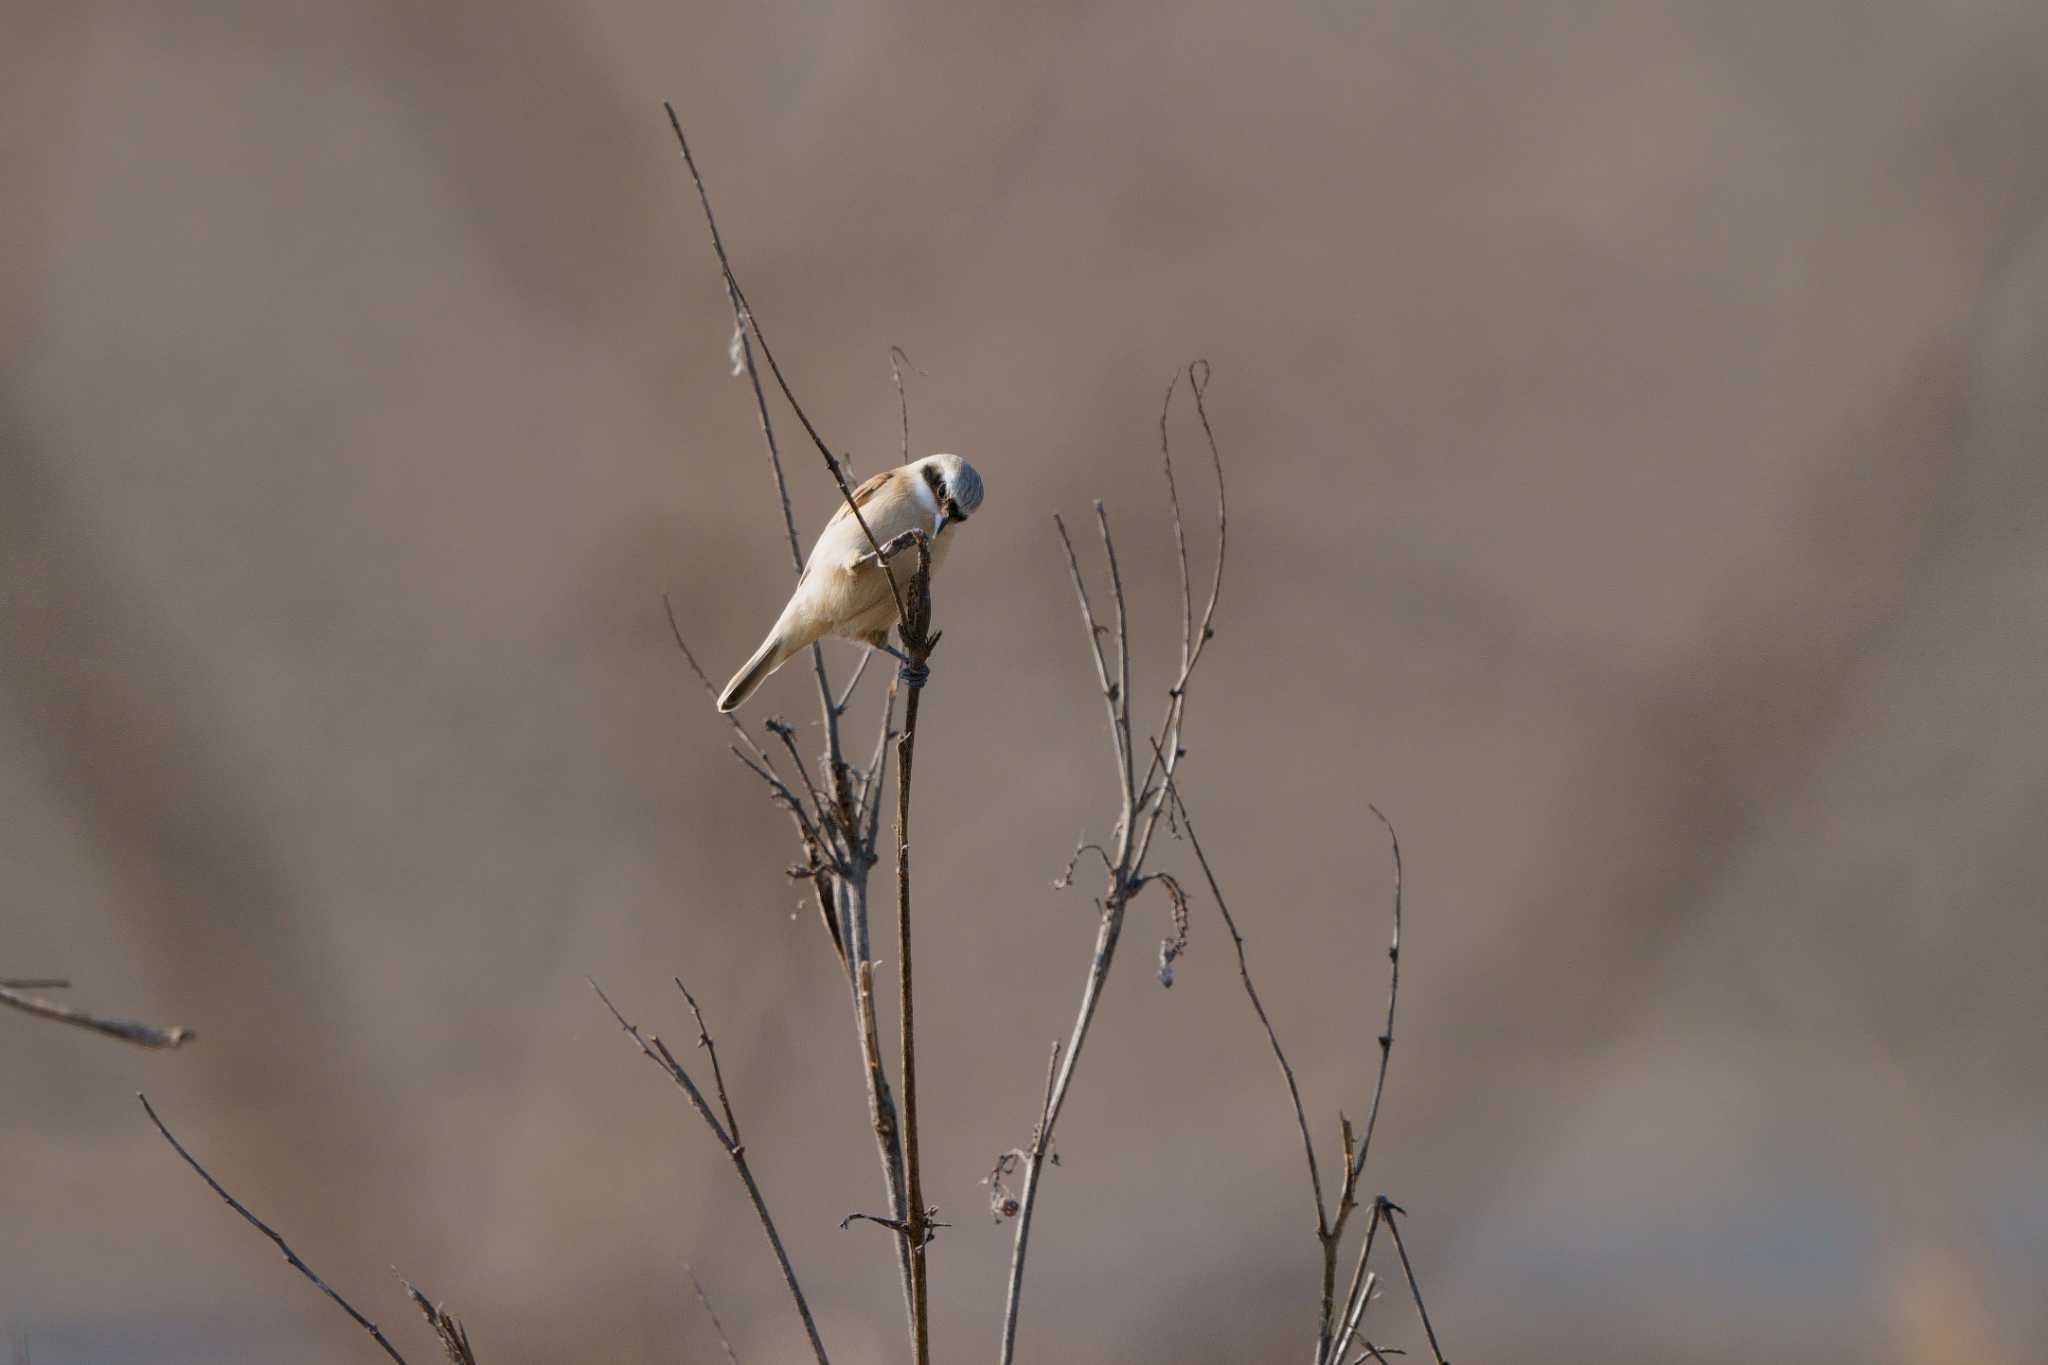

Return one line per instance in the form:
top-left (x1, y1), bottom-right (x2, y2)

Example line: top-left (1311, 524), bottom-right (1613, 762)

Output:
top-left (795, 471), bottom-right (895, 588)
top-left (828, 470), bottom-right (894, 526)
top-left (816, 469), bottom-right (898, 553)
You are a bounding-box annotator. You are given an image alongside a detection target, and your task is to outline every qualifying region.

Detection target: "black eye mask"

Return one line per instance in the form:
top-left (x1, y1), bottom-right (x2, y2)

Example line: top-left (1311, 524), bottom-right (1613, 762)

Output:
top-left (922, 464), bottom-right (969, 525)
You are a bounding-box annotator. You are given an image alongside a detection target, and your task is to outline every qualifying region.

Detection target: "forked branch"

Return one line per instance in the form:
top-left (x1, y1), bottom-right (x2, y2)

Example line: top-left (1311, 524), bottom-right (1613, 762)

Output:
top-left (997, 363), bottom-right (1226, 1365)
top-left (662, 102), bottom-right (907, 629)
top-left (660, 100), bottom-right (921, 1326)
top-left (589, 979), bottom-right (829, 1365)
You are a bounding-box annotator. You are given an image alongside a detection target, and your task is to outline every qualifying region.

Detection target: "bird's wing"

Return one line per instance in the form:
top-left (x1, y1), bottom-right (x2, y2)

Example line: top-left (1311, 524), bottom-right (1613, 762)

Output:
top-left (797, 470), bottom-right (896, 587)
top-left (823, 470), bottom-right (894, 535)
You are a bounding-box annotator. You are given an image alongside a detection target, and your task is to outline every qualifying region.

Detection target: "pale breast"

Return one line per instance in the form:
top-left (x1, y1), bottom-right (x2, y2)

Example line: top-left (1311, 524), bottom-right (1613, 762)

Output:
top-left (807, 479), bottom-right (957, 642)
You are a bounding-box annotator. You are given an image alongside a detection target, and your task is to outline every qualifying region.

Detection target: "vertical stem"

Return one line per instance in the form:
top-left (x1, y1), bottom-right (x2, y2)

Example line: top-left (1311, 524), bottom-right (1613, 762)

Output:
top-left (896, 681), bottom-right (930, 1365)
top-left (998, 888), bottom-right (1127, 1365)
top-left (854, 953), bottom-right (915, 1334)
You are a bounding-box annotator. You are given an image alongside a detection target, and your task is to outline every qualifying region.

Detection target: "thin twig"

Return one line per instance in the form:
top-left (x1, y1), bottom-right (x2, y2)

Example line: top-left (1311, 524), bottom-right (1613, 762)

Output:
top-left (1051, 513), bottom-right (1127, 806)
top-left (729, 748), bottom-right (828, 855)
top-left (858, 681), bottom-right (899, 858)
top-left (666, 112), bottom-right (801, 575)
top-left (1032, 1042), bottom-right (1061, 1148)
top-left (1329, 1203), bottom-right (1389, 1365)
top-left (663, 594), bottom-right (783, 774)
top-left (1334, 1271), bottom-right (1378, 1365)
top-left (1052, 841), bottom-right (1115, 891)
top-left (0, 977), bottom-right (68, 989)
top-left (890, 533), bottom-right (940, 1365)
top-left (1131, 360), bottom-right (1227, 833)
top-left (889, 346), bottom-right (922, 467)
top-left (660, 102), bottom-right (853, 836)
top-left (1096, 505), bottom-right (1135, 821)
top-left (589, 980), bottom-right (829, 1365)
top-left (663, 101), bottom-right (914, 1326)
top-left (854, 929), bottom-right (914, 1330)
top-left (674, 977), bottom-right (740, 1143)
top-left (138, 1094), bottom-right (409, 1364)
top-left (398, 1276), bottom-right (478, 1365)
top-left (1000, 368), bottom-right (1227, 1364)
top-left (1151, 744), bottom-right (1323, 1225)
top-left (766, 720), bottom-right (831, 831)
top-left (662, 102), bottom-right (906, 630)
top-left (832, 648), bottom-right (876, 716)
top-left (1347, 806), bottom-right (1404, 1194)
top-left (1380, 1201), bottom-right (1448, 1365)
top-left (1313, 809), bottom-right (1405, 1361)
top-left (684, 1264), bottom-right (741, 1365)
top-left (1159, 367), bottom-right (1194, 676)
top-left (1154, 742), bottom-right (1395, 1364)
top-left (5, 986), bottom-right (193, 1050)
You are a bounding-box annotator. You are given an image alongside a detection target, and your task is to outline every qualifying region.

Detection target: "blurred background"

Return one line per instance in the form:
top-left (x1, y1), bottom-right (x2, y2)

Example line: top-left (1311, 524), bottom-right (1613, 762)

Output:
top-left (5, 2), bottom-right (2045, 1361)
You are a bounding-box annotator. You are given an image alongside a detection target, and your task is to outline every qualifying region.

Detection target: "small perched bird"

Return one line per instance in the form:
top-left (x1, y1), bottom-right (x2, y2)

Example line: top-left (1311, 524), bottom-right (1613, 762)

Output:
top-left (718, 454), bottom-right (985, 712)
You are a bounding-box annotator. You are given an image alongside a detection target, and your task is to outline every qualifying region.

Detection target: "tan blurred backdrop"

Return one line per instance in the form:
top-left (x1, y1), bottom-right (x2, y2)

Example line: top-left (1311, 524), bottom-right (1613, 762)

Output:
top-left (5, 2), bottom-right (2046, 1362)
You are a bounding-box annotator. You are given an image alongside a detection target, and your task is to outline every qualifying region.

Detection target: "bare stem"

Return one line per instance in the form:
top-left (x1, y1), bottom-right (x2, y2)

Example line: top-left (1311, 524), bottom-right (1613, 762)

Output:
top-left (674, 976), bottom-right (741, 1142)
top-left (684, 1264), bottom-right (741, 1365)
top-left (5, 985), bottom-right (193, 1050)
top-left (897, 679), bottom-right (931, 1365)
top-left (1329, 1203), bottom-right (1388, 1365)
top-left (662, 99), bottom-right (918, 1326)
top-left (1348, 808), bottom-right (1404, 1192)
top-left (1150, 748), bottom-right (1336, 1357)
top-left (138, 1094), bottom-right (409, 1364)
top-left (892, 534), bottom-right (940, 1365)
top-left (1381, 1201), bottom-right (1448, 1365)
top-left (998, 367), bottom-right (1228, 1364)
top-left (662, 102), bottom-right (906, 628)
top-left (589, 981), bottom-right (829, 1365)
top-left (889, 346), bottom-right (921, 466)
top-left (399, 1275), bottom-right (479, 1365)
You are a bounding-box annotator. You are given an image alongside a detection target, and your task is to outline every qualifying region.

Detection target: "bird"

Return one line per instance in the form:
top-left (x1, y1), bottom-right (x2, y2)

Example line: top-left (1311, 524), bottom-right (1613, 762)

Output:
top-left (717, 454), bottom-right (985, 712)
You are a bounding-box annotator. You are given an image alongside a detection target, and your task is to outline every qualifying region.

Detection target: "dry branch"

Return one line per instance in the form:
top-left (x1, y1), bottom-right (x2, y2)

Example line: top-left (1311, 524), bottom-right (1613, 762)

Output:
top-left (888, 533), bottom-right (941, 1365)
top-left (138, 1094), bottom-right (411, 1364)
top-left (589, 979), bottom-right (829, 1365)
top-left (1151, 753), bottom-right (1325, 1229)
top-left (3, 983), bottom-right (193, 1050)
top-left (662, 102), bottom-right (907, 626)
top-left (998, 363), bottom-right (1226, 1364)
top-left (661, 100), bottom-right (920, 1332)
top-left (684, 1264), bottom-right (742, 1365)
top-left (1380, 1200), bottom-right (1449, 1365)
top-left (400, 1277), bottom-right (479, 1365)
top-left (650, 116), bottom-right (1448, 1361)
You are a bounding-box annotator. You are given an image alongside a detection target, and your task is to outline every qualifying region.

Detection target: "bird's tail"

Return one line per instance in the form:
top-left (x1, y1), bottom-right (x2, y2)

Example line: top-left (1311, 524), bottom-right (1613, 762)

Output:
top-left (717, 631), bottom-right (791, 712)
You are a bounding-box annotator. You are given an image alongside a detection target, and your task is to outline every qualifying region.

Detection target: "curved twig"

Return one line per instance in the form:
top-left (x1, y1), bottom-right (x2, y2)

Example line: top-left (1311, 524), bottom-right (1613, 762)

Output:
top-left (139, 1094), bottom-right (408, 1364)
top-left (589, 980), bottom-right (829, 1365)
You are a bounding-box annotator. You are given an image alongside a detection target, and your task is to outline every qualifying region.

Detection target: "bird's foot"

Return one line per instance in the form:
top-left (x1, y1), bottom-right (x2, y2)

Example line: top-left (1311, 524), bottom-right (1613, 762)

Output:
top-left (864, 639), bottom-right (931, 688)
top-left (855, 529), bottom-right (929, 569)
top-left (868, 640), bottom-right (914, 667)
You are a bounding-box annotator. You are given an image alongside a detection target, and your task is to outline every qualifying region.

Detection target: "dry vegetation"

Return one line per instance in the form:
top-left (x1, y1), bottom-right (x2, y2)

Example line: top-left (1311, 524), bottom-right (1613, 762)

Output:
top-left (17, 112), bottom-right (1451, 1365)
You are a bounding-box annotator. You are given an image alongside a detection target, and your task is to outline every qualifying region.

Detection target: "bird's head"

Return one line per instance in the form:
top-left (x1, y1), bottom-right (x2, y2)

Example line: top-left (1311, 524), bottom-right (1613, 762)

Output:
top-left (920, 454), bottom-right (984, 530)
